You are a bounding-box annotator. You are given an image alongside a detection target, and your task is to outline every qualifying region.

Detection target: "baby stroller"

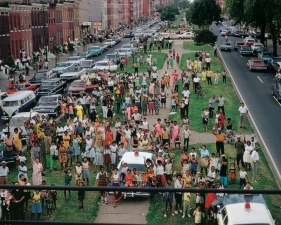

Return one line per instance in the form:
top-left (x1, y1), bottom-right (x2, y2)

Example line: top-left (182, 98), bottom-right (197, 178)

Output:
top-left (224, 129), bottom-right (235, 144)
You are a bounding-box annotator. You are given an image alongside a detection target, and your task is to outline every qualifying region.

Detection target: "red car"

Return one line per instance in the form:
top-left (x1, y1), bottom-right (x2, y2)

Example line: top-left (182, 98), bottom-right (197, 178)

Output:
top-left (68, 80), bottom-right (99, 95)
top-left (247, 58), bottom-right (267, 71)
top-left (6, 81), bottom-right (37, 94)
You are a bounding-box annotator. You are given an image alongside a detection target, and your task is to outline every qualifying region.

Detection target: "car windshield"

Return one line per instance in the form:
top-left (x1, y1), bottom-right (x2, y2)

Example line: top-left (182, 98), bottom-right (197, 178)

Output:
top-left (9, 117), bottom-right (25, 126)
top-left (105, 55), bottom-right (115, 59)
top-left (3, 101), bottom-right (18, 107)
top-left (242, 47), bottom-right (251, 50)
top-left (89, 46), bottom-right (99, 50)
top-left (247, 40), bottom-right (254, 42)
top-left (68, 57), bottom-right (80, 61)
top-left (66, 68), bottom-right (79, 73)
top-left (17, 85), bottom-right (26, 90)
top-left (96, 62), bottom-right (108, 66)
top-left (122, 164), bottom-right (145, 172)
top-left (77, 53), bottom-right (86, 57)
top-left (42, 81), bottom-right (56, 86)
top-left (35, 72), bottom-right (47, 78)
top-left (81, 61), bottom-right (92, 65)
top-left (55, 63), bottom-right (67, 67)
top-left (122, 45), bottom-right (130, 48)
top-left (104, 40), bottom-right (112, 42)
top-left (223, 42), bottom-right (231, 45)
top-left (39, 96), bottom-right (58, 105)
top-left (253, 60), bottom-right (263, 64)
top-left (263, 52), bottom-right (272, 56)
top-left (71, 82), bottom-right (85, 87)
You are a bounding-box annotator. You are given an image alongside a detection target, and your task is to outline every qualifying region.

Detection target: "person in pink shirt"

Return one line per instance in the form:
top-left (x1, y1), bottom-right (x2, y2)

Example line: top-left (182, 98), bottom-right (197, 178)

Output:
top-left (171, 121), bottom-right (180, 142)
top-left (154, 118), bottom-right (163, 142)
top-left (125, 106), bottom-right (131, 121)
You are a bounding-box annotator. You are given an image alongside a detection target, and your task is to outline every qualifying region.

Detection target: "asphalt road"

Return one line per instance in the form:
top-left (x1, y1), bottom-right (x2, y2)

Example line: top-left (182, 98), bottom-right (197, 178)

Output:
top-left (211, 23), bottom-right (281, 183)
top-left (0, 38), bottom-right (130, 130)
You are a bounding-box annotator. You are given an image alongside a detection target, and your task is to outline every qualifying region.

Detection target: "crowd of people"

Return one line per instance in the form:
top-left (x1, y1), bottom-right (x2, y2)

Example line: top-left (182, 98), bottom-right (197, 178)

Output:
top-left (0, 38), bottom-right (260, 223)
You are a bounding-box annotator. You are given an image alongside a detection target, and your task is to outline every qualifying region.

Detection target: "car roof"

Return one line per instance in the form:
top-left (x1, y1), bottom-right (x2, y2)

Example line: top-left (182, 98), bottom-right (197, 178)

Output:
top-left (119, 152), bottom-right (154, 165)
top-left (11, 112), bottom-right (39, 118)
top-left (4, 91), bottom-right (34, 101)
top-left (225, 203), bottom-right (273, 224)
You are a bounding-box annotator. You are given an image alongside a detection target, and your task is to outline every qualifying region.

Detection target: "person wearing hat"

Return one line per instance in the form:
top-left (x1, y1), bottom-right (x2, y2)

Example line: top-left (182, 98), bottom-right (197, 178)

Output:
top-left (212, 127), bottom-right (226, 155)
top-left (235, 136), bottom-right (245, 169)
top-left (0, 161), bottom-right (9, 184)
top-left (251, 147), bottom-right (259, 182)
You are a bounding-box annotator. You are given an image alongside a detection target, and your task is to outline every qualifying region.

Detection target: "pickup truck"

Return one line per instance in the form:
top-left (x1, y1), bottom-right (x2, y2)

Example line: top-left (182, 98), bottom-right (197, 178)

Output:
top-left (251, 43), bottom-right (264, 54)
top-left (271, 78), bottom-right (281, 102)
top-left (88, 46), bottom-right (103, 56)
top-left (267, 59), bottom-right (281, 72)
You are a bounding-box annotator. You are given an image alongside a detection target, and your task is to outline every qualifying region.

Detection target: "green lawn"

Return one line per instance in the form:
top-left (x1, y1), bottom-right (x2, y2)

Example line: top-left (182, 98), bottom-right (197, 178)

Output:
top-left (117, 52), bottom-right (167, 73)
top-left (184, 41), bottom-right (214, 52)
top-left (146, 143), bottom-right (281, 224)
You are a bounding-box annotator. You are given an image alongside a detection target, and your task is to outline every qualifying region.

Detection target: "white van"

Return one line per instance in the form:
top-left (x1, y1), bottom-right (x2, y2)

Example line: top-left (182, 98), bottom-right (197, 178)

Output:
top-left (1, 91), bottom-right (36, 120)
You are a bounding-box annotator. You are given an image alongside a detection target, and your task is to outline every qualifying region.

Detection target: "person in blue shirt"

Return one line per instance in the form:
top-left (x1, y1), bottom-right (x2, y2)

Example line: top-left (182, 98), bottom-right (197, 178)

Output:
top-left (198, 145), bottom-right (210, 175)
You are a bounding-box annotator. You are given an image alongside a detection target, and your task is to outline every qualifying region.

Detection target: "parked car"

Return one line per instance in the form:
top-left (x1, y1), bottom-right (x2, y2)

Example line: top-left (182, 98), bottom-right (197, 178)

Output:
top-left (111, 35), bottom-right (122, 43)
top-left (88, 46), bottom-right (103, 56)
top-left (1, 91), bottom-right (36, 120)
top-left (238, 45), bottom-right (253, 55)
top-left (267, 59), bottom-right (281, 72)
top-left (29, 70), bottom-right (57, 86)
top-left (67, 56), bottom-right (85, 65)
top-left (68, 80), bottom-right (99, 95)
top-left (6, 81), bottom-right (37, 94)
top-left (219, 26), bottom-right (227, 32)
top-left (0, 92), bottom-right (8, 113)
top-left (35, 78), bottom-right (67, 97)
top-left (80, 60), bottom-right (95, 69)
top-left (121, 44), bottom-right (138, 53)
top-left (115, 48), bottom-right (132, 57)
top-left (255, 47), bottom-right (271, 55)
top-left (243, 37), bottom-right (255, 45)
top-left (124, 30), bottom-right (135, 38)
top-left (60, 66), bottom-right (86, 81)
top-left (251, 43), bottom-right (264, 54)
top-left (33, 94), bottom-right (62, 118)
top-left (232, 31), bottom-right (244, 37)
top-left (77, 51), bottom-right (92, 59)
top-left (247, 58), bottom-right (267, 71)
top-left (217, 194), bottom-right (275, 225)
top-left (104, 54), bottom-right (120, 65)
top-left (52, 62), bottom-right (75, 75)
top-left (104, 39), bottom-right (116, 47)
top-left (93, 61), bottom-right (118, 72)
top-left (258, 51), bottom-right (273, 62)
top-left (220, 42), bottom-right (232, 51)
top-left (234, 41), bottom-right (244, 50)
top-left (99, 43), bottom-right (108, 52)
top-left (177, 32), bottom-right (194, 39)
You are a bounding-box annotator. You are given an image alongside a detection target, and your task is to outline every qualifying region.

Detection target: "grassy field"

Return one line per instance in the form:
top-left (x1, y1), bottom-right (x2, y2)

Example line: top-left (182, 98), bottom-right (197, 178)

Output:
top-left (184, 41), bottom-right (214, 52)
top-left (117, 52), bottom-right (167, 73)
top-left (146, 143), bottom-right (281, 224)
top-left (8, 151), bottom-right (100, 222)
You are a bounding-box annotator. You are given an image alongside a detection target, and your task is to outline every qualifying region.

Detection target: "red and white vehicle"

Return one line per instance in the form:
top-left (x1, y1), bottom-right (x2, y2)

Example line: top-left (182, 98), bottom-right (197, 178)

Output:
top-left (6, 81), bottom-right (37, 94)
top-left (243, 37), bottom-right (255, 45)
top-left (247, 58), bottom-right (267, 71)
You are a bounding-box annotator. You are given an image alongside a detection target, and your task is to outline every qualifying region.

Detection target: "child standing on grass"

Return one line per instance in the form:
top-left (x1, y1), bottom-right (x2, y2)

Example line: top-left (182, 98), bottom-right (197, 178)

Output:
top-left (78, 181), bottom-right (85, 210)
top-left (215, 152), bottom-right (221, 174)
top-left (163, 177), bottom-right (174, 218)
top-left (50, 184), bottom-right (57, 210)
top-left (193, 206), bottom-right (202, 225)
top-left (182, 192), bottom-right (191, 218)
top-left (239, 167), bottom-right (249, 189)
top-left (31, 189), bottom-right (42, 221)
top-left (75, 161), bottom-right (82, 186)
top-left (190, 155), bottom-right (198, 179)
top-left (46, 193), bottom-right (53, 217)
top-left (67, 141), bottom-right (74, 167)
top-left (64, 168), bottom-right (72, 200)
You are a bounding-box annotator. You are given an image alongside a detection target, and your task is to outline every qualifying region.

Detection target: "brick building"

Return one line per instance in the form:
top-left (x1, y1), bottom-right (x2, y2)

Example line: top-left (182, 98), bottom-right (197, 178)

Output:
top-left (0, 7), bottom-right (11, 60)
top-left (62, 1), bottom-right (74, 43)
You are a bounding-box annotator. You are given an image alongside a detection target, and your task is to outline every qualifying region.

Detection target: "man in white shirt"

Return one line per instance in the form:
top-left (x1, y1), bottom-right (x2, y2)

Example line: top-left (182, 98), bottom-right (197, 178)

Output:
top-left (193, 74), bottom-right (200, 94)
top-left (182, 87), bottom-right (191, 98)
top-left (238, 102), bottom-right (248, 128)
top-left (251, 147), bottom-right (259, 182)
top-left (56, 123), bottom-right (64, 142)
top-left (131, 111), bottom-right (142, 124)
top-left (183, 125), bottom-right (191, 150)
top-left (123, 126), bottom-right (132, 150)
top-left (205, 57), bottom-right (212, 70)
top-left (64, 122), bottom-right (73, 136)
top-left (152, 71), bottom-right (158, 82)
top-left (217, 94), bottom-right (226, 115)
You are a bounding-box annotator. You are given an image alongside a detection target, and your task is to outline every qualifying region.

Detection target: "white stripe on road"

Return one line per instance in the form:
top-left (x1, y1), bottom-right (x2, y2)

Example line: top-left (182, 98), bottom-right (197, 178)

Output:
top-left (273, 96), bottom-right (281, 106)
top-left (216, 44), bottom-right (281, 187)
top-left (257, 76), bottom-right (263, 83)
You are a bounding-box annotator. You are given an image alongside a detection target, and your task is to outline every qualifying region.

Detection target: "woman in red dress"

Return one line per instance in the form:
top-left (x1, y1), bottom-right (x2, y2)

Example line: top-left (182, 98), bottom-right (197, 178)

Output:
top-left (104, 127), bottom-right (113, 146)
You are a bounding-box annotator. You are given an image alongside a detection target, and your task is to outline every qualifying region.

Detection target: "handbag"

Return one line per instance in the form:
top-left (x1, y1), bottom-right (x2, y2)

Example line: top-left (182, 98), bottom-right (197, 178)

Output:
top-left (52, 155), bottom-right (58, 160)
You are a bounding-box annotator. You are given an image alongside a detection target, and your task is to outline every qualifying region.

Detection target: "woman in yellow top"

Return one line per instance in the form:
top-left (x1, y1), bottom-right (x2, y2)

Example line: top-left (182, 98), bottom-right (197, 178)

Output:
top-left (35, 121), bottom-right (44, 140)
top-left (62, 131), bottom-right (70, 149)
top-left (84, 73), bottom-right (91, 85)
top-left (74, 101), bottom-right (83, 118)
top-left (31, 189), bottom-right (42, 220)
top-left (194, 59), bottom-right (198, 72)
top-left (13, 127), bottom-right (23, 151)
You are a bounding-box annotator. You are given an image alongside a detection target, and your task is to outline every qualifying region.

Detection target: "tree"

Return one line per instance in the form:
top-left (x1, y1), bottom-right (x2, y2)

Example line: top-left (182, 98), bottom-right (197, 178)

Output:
top-left (179, 1), bottom-right (190, 9)
top-left (160, 4), bottom-right (179, 22)
top-left (193, 30), bottom-right (217, 50)
top-left (186, 0), bottom-right (221, 28)
top-left (3, 55), bottom-right (16, 75)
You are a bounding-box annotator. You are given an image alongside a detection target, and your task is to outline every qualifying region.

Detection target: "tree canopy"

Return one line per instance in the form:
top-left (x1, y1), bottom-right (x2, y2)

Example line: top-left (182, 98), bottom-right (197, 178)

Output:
top-left (193, 30), bottom-right (217, 49)
top-left (159, 4), bottom-right (179, 22)
top-left (186, 0), bottom-right (221, 28)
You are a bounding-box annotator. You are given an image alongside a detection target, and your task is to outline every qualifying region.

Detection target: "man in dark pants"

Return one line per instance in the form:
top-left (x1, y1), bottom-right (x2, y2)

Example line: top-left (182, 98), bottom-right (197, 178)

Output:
top-left (11, 182), bottom-right (25, 220)
top-left (235, 136), bottom-right (245, 169)
top-left (212, 128), bottom-right (226, 155)
top-left (208, 95), bottom-right (216, 118)
top-left (217, 94), bottom-right (226, 115)
top-left (147, 64), bottom-right (152, 78)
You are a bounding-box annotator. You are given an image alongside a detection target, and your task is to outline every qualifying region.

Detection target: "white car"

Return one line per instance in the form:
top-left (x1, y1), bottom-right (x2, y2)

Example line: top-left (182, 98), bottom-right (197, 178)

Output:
top-left (93, 60), bottom-right (118, 72)
top-left (121, 44), bottom-right (138, 53)
top-left (115, 48), bottom-right (132, 57)
top-left (217, 194), bottom-right (275, 225)
top-left (60, 66), bottom-right (86, 81)
top-left (251, 43), bottom-right (264, 53)
top-left (103, 39), bottom-right (117, 47)
top-left (177, 32), bottom-right (194, 39)
top-left (66, 56), bottom-right (85, 65)
top-left (0, 92), bottom-right (8, 113)
top-left (52, 61), bottom-right (75, 75)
